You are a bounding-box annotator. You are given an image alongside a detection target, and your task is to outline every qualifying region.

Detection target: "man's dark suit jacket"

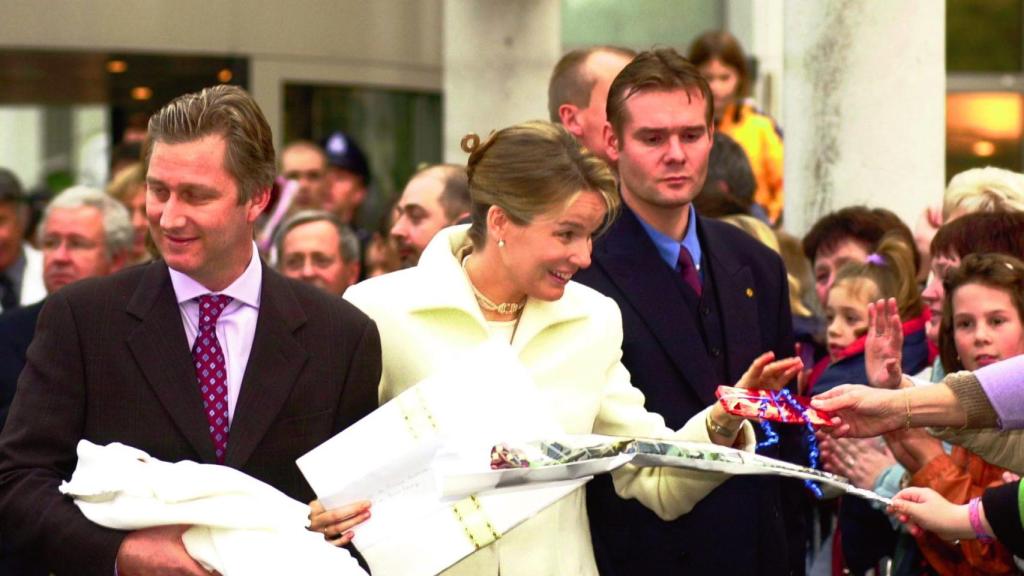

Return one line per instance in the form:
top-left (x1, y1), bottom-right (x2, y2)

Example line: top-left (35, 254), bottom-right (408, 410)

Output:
top-left (0, 261), bottom-right (381, 576)
top-left (575, 207), bottom-right (806, 575)
top-left (0, 300), bottom-right (42, 433)
top-left (0, 301), bottom-right (45, 576)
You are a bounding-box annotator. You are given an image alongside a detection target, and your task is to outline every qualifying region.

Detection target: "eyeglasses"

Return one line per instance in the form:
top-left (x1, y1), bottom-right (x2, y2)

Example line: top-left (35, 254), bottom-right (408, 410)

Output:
top-left (41, 235), bottom-right (100, 252)
top-left (282, 252), bottom-right (339, 271)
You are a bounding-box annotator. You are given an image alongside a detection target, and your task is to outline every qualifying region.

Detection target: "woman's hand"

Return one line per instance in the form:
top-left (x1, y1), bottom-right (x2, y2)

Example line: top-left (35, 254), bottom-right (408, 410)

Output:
top-left (707, 352), bottom-right (803, 447)
top-left (819, 435), bottom-right (896, 490)
top-left (812, 384), bottom-right (904, 438)
top-left (882, 429), bottom-right (946, 474)
top-left (735, 351), bottom-right (804, 392)
top-left (888, 487), bottom-right (974, 541)
top-left (308, 499), bottom-right (372, 547)
top-left (865, 298), bottom-right (905, 389)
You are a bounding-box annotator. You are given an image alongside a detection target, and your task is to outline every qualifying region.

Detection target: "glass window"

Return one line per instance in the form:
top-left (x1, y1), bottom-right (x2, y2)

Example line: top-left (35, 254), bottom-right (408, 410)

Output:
top-left (947, 92), bottom-right (1023, 180)
top-left (947, 1), bottom-right (1024, 182)
top-left (0, 49), bottom-right (248, 189)
top-left (560, 0), bottom-right (721, 51)
top-left (283, 84), bottom-right (442, 232)
top-left (947, 0), bottom-right (1023, 72)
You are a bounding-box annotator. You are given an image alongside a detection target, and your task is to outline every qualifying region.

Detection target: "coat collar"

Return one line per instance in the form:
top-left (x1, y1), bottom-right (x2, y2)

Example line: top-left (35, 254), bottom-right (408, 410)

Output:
top-left (403, 226), bottom-right (589, 351)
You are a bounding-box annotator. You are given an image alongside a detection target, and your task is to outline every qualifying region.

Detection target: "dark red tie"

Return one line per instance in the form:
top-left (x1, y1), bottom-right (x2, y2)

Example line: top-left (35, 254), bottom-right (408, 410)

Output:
top-left (678, 247), bottom-right (702, 297)
top-left (192, 294), bottom-right (233, 463)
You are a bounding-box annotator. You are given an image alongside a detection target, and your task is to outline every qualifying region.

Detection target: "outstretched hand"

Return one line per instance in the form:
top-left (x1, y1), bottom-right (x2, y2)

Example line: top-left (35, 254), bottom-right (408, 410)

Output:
top-left (888, 487), bottom-right (974, 541)
top-left (736, 351), bottom-right (803, 392)
top-left (865, 298), bottom-right (905, 389)
top-left (811, 384), bottom-right (903, 437)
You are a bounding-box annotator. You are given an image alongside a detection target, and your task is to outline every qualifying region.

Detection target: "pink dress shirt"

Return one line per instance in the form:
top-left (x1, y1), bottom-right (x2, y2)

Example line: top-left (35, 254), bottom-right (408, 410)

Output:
top-left (168, 244), bottom-right (262, 424)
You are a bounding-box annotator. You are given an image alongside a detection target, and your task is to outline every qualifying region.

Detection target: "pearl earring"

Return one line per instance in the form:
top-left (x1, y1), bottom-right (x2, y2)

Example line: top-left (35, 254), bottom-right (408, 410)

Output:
top-left (498, 239), bottom-right (505, 248)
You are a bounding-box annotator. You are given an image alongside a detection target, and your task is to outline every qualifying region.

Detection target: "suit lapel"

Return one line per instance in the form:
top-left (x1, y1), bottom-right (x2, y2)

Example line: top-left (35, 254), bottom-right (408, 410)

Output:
top-left (699, 217), bottom-right (762, 381)
top-left (225, 266), bottom-right (308, 469)
top-left (593, 209), bottom-right (719, 403)
top-left (126, 262), bottom-right (218, 462)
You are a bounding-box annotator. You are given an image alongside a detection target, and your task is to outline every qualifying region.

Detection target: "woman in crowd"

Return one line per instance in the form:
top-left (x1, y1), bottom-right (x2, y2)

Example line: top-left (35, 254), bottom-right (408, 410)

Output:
top-left (311, 121), bottom-right (801, 576)
top-left (688, 30), bottom-right (784, 224)
top-left (105, 162), bottom-right (151, 264)
top-left (942, 166), bottom-right (1024, 222)
top-left (912, 166), bottom-right (1024, 289)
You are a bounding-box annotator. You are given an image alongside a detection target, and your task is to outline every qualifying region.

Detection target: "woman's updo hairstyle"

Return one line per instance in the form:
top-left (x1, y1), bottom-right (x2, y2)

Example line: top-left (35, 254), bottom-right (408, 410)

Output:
top-left (460, 121), bottom-right (619, 250)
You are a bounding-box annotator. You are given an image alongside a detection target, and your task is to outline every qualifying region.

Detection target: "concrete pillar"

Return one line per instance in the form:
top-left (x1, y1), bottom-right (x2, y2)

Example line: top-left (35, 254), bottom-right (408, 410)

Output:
top-left (783, 1), bottom-right (945, 235)
top-left (443, 0), bottom-right (561, 163)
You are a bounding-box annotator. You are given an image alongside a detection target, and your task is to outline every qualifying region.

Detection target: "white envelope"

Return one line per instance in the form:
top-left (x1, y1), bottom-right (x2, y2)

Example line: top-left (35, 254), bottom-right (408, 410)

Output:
top-left (297, 342), bottom-right (581, 576)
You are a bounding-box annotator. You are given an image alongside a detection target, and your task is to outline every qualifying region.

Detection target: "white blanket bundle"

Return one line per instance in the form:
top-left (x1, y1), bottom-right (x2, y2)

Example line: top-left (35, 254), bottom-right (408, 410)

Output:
top-left (60, 440), bottom-right (367, 576)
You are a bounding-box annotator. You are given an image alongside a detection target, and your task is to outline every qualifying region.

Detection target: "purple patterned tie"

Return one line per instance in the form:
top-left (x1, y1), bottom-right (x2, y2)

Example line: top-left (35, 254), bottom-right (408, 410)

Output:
top-left (192, 294), bottom-right (233, 463)
top-left (678, 247), bottom-right (702, 297)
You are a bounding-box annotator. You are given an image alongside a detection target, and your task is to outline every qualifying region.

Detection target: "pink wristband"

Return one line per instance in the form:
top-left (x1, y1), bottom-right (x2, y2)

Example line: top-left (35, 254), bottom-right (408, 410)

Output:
top-left (969, 497), bottom-right (993, 543)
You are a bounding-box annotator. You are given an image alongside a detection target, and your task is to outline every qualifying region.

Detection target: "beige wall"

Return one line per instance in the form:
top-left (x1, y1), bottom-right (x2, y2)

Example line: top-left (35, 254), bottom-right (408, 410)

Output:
top-left (0, 0), bottom-right (444, 149)
top-left (783, 0), bottom-right (945, 236)
top-left (443, 0), bottom-right (561, 162)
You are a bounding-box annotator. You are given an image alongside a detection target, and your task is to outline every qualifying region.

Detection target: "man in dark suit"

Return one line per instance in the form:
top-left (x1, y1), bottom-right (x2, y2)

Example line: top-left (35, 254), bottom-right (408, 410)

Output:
top-left (0, 85), bottom-right (381, 576)
top-left (575, 48), bottom-right (806, 575)
top-left (0, 185), bottom-right (133, 433)
top-left (0, 303), bottom-right (39, 431)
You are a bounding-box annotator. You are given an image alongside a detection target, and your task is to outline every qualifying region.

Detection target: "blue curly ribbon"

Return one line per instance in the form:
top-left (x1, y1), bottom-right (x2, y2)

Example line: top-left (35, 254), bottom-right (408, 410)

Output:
top-left (756, 397), bottom-right (779, 450)
top-left (755, 389), bottom-right (823, 498)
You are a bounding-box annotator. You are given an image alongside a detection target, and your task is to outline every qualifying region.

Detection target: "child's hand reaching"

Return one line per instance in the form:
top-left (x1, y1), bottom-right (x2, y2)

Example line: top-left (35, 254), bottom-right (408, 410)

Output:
top-left (864, 298), bottom-right (905, 389)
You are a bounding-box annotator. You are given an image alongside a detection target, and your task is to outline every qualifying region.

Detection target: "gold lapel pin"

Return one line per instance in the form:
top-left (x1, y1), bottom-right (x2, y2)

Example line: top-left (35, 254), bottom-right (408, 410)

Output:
top-left (745, 288), bottom-right (754, 298)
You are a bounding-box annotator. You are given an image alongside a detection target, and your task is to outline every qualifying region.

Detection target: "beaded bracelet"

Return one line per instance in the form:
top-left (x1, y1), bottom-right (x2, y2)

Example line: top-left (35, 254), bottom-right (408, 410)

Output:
top-left (968, 496), bottom-right (994, 543)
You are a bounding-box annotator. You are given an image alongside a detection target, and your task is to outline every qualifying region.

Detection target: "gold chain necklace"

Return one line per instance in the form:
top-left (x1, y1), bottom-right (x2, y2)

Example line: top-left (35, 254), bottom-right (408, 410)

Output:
top-left (461, 255), bottom-right (526, 315)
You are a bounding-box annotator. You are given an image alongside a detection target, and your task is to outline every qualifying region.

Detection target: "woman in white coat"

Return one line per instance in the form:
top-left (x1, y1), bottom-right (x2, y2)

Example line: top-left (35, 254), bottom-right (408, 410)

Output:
top-left (313, 121), bottom-right (801, 575)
